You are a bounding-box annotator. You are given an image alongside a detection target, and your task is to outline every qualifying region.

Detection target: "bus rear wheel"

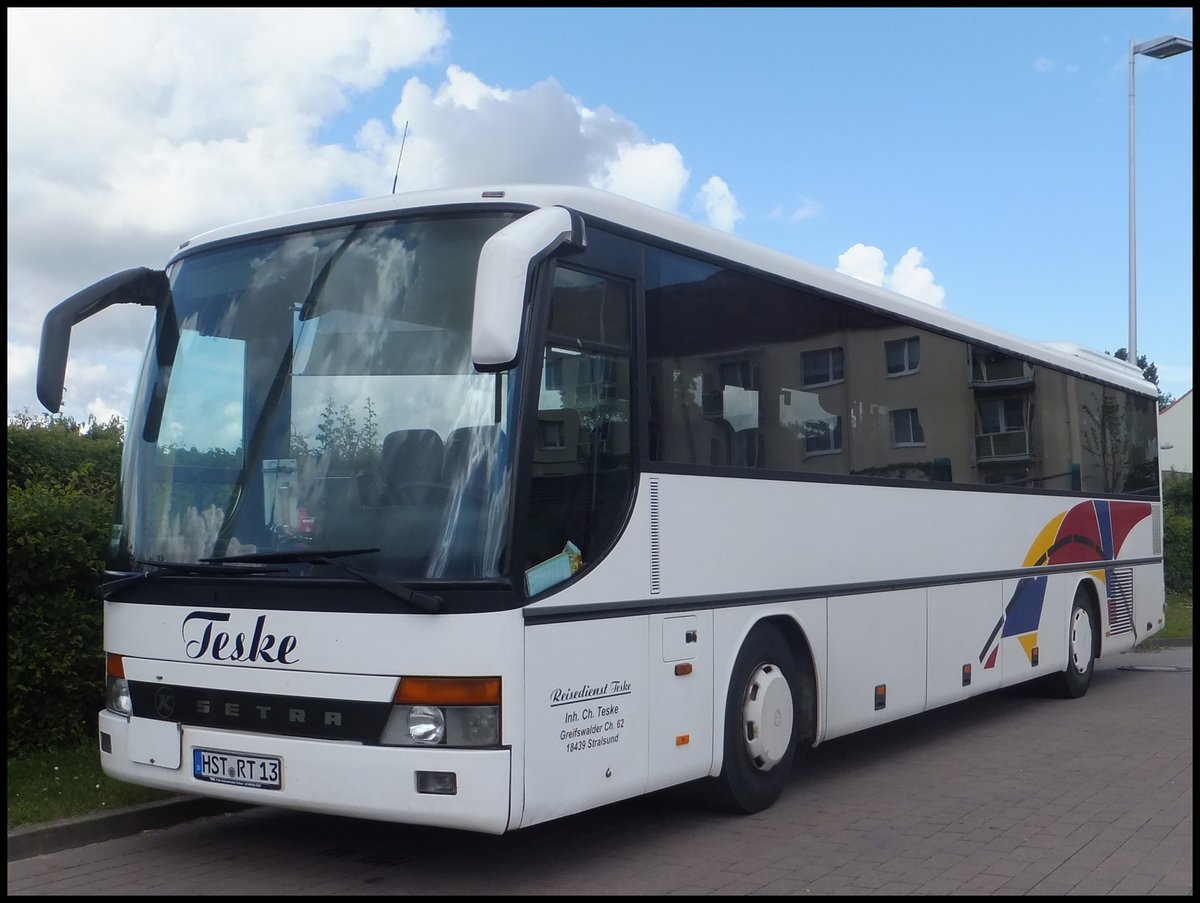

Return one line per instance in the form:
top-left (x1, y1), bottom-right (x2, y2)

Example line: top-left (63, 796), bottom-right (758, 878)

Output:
top-left (1041, 586), bottom-right (1096, 699)
top-left (708, 623), bottom-right (810, 814)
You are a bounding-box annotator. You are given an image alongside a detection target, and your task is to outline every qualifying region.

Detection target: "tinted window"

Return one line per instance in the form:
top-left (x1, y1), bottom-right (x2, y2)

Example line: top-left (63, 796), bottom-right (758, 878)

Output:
top-left (644, 245), bottom-right (1158, 497)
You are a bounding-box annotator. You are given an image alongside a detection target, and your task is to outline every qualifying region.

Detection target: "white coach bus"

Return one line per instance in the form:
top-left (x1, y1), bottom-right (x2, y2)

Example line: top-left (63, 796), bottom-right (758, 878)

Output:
top-left (37, 185), bottom-right (1164, 833)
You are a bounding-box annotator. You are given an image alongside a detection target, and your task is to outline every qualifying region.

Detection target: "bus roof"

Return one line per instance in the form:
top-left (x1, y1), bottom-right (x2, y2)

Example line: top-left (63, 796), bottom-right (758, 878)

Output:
top-left (174, 184), bottom-right (1154, 397)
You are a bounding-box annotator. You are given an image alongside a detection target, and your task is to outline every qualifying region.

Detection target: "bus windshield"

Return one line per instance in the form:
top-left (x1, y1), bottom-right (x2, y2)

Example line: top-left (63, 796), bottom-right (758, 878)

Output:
top-left (116, 211), bottom-right (523, 582)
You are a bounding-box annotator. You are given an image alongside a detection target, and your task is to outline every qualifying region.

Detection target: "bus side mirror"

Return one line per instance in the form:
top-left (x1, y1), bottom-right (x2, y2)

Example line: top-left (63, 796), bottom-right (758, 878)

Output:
top-left (37, 267), bottom-right (168, 413)
top-left (471, 206), bottom-right (586, 371)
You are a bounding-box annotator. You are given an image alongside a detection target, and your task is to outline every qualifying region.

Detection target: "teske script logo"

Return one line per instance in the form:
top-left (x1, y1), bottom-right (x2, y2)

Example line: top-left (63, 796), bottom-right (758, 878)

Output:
top-left (182, 611), bottom-right (299, 665)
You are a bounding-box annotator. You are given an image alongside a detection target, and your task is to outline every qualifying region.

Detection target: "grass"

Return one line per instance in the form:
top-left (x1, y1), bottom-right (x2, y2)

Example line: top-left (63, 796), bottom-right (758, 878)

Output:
top-left (7, 741), bottom-right (172, 831)
top-left (1159, 590), bottom-right (1193, 640)
top-left (6, 592), bottom-right (1193, 832)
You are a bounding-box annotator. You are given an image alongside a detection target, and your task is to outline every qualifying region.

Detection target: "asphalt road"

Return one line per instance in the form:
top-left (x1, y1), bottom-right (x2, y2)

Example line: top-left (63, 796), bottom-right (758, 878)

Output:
top-left (7, 641), bottom-right (1192, 895)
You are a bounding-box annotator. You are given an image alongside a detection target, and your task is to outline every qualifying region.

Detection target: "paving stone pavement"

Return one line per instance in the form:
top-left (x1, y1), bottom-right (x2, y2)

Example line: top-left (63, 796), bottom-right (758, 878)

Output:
top-left (7, 641), bottom-right (1191, 895)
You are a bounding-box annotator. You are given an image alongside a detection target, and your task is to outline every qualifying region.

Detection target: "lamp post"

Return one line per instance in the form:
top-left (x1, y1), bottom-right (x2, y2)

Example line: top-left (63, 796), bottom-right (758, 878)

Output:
top-left (1128, 34), bottom-right (1192, 363)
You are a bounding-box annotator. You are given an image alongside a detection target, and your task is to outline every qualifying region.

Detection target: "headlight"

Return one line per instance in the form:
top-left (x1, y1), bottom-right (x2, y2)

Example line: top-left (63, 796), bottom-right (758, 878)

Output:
top-left (105, 653), bottom-right (132, 716)
top-left (407, 705), bottom-right (445, 744)
top-left (106, 675), bottom-right (132, 716)
top-left (379, 677), bottom-right (501, 747)
top-left (381, 704), bottom-right (500, 746)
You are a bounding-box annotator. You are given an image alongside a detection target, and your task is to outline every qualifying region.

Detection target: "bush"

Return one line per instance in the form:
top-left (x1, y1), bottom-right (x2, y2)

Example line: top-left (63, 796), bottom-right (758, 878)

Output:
top-left (7, 410), bottom-right (123, 492)
top-left (1162, 472), bottom-right (1193, 595)
top-left (6, 413), bottom-right (122, 756)
top-left (1163, 470), bottom-right (1193, 517)
top-left (1163, 511), bottom-right (1192, 594)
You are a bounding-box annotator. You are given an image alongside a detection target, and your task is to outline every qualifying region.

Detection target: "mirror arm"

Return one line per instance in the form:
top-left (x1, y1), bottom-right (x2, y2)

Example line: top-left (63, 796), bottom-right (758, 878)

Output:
top-left (37, 267), bottom-right (167, 412)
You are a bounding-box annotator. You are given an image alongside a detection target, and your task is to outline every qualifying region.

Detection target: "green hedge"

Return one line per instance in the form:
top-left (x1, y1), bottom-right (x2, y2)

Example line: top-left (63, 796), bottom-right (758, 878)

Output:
top-left (1163, 511), bottom-right (1192, 594)
top-left (1163, 472), bottom-right (1193, 595)
top-left (7, 414), bottom-right (122, 756)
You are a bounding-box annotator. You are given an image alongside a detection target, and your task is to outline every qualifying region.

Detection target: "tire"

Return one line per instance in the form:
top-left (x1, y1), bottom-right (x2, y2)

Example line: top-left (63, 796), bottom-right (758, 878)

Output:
top-left (1042, 586), bottom-right (1096, 699)
top-left (707, 623), bottom-right (812, 814)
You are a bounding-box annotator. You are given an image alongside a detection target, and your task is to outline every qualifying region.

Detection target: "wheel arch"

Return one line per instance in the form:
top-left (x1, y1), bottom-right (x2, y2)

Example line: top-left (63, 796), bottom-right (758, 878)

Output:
top-left (704, 611), bottom-right (820, 813)
top-left (752, 613), bottom-right (819, 747)
top-left (710, 609), bottom-right (823, 783)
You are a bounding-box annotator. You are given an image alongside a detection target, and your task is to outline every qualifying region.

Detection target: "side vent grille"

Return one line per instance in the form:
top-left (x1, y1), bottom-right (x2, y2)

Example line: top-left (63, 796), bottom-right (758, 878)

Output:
top-left (649, 478), bottom-right (661, 595)
top-left (1152, 506), bottom-right (1162, 554)
top-left (1106, 567), bottom-right (1135, 635)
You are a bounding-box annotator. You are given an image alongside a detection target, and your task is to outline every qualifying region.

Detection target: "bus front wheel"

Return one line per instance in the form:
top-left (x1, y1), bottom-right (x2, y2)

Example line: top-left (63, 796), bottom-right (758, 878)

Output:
top-left (1041, 586), bottom-right (1096, 699)
top-left (708, 623), bottom-right (809, 814)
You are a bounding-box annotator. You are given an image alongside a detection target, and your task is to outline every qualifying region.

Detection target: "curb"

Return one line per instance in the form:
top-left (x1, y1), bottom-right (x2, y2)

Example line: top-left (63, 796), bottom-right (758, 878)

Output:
top-left (7, 796), bottom-right (248, 862)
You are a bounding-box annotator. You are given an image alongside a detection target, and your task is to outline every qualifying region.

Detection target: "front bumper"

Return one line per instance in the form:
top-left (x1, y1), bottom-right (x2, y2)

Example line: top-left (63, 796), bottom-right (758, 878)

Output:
top-left (98, 710), bottom-right (513, 834)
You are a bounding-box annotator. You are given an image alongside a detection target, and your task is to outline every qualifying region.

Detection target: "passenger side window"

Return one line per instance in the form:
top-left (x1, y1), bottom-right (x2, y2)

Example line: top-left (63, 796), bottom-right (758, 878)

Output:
top-left (523, 267), bottom-right (633, 593)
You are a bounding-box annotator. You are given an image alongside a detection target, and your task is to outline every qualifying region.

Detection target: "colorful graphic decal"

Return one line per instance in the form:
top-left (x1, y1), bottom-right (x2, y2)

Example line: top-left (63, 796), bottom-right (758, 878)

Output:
top-left (978, 500), bottom-right (1152, 668)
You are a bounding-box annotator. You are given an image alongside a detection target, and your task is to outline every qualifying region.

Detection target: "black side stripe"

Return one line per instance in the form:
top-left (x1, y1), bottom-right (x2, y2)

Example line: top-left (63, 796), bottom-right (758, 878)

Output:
top-left (523, 556), bottom-right (1161, 626)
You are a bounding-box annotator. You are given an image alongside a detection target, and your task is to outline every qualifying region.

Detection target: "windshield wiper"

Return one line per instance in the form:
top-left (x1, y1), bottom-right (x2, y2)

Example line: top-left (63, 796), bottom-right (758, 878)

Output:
top-left (138, 559), bottom-right (290, 576)
top-left (201, 548), bottom-right (442, 613)
top-left (98, 558), bottom-right (288, 598)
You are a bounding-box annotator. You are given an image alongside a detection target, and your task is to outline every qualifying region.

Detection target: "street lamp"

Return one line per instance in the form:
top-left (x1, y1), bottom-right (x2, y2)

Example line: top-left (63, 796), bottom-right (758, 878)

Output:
top-left (1128, 34), bottom-right (1192, 363)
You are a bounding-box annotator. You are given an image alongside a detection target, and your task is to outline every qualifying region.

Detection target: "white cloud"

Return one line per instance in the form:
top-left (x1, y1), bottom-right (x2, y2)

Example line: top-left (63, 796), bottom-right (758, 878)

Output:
top-left (435, 64), bottom-right (513, 109)
top-left (365, 67), bottom-right (690, 210)
top-left (593, 142), bottom-right (690, 213)
top-left (695, 176), bottom-right (744, 233)
top-left (837, 243), bottom-right (946, 307)
top-left (836, 243), bottom-right (888, 288)
top-left (889, 248), bottom-right (947, 307)
top-left (771, 199), bottom-right (821, 223)
top-left (6, 9), bottom-right (726, 422)
top-left (85, 397), bottom-right (128, 428)
top-left (7, 342), bottom-right (37, 387)
top-left (1033, 56), bottom-right (1078, 75)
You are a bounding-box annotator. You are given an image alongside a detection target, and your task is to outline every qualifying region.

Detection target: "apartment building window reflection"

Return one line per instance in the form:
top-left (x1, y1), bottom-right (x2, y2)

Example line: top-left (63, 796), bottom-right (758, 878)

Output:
top-left (976, 396), bottom-right (1030, 462)
top-left (803, 417), bottom-right (843, 456)
top-left (979, 397), bottom-right (1025, 434)
top-left (720, 360), bottom-right (754, 390)
top-left (885, 337), bottom-right (920, 376)
top-left (801, 347), bottom-right (844, 387)
top-left (544, 357), bottom-right (563, 391)
top-left (538, 419), bottom-right (565, 450)
top-left (891, 408), bottom-right (925, 446)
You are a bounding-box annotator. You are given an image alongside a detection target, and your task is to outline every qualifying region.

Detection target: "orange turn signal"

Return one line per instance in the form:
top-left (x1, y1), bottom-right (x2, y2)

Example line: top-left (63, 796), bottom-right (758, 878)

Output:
top-left (393, 676), bottom-right (501, 706)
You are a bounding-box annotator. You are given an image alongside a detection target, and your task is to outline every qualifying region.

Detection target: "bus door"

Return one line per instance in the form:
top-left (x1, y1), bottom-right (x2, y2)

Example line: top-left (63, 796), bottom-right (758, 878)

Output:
top-left (520, 248), bottom-right (655, 825)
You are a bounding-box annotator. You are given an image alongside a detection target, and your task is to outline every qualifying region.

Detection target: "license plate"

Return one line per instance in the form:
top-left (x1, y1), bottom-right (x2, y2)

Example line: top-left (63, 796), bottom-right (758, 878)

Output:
top-left (193, 747), bottom-right (282, 790)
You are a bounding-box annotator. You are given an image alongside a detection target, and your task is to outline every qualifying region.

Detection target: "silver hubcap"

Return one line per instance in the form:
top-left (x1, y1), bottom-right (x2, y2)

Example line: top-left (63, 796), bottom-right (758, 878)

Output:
top-left (741, 663), bottom-right (793, 772)
top-left (1069, 606), bottom-right (1094, 673)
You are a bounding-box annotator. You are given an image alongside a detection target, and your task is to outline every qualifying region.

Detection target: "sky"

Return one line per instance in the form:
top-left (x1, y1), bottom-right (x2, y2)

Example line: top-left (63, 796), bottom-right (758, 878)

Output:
top-left (6, 8), bottom-right (1193, 425)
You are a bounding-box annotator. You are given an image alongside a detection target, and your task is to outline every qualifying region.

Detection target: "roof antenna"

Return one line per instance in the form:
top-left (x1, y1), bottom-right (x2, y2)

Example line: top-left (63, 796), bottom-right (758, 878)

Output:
top-left (391, 121), bottom-right (409, 194)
